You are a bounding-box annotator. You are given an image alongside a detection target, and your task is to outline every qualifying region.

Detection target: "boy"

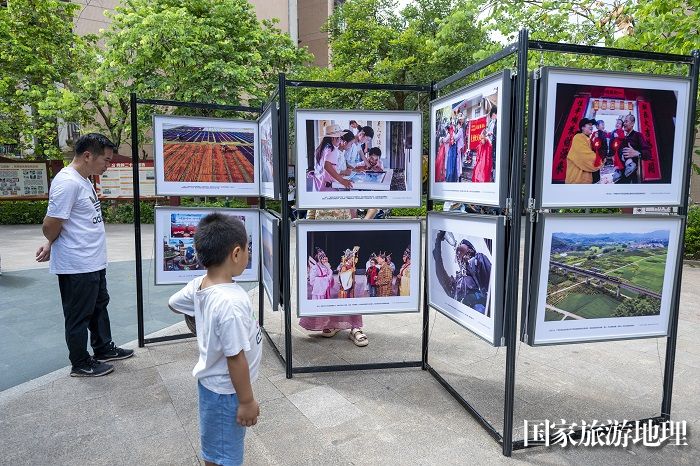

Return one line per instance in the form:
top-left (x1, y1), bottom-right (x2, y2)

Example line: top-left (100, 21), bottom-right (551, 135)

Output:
top-left (356, 147), bottom-right (385, 172)
top-left (169, 213), bottom-right (261, 466)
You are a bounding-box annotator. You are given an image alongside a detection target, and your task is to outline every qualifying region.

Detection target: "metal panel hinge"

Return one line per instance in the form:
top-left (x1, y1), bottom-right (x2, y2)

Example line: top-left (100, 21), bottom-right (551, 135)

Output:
top-left (527, 198), bottom-right (539, 223)
top-left (533, 68), bottom-right (542, 80)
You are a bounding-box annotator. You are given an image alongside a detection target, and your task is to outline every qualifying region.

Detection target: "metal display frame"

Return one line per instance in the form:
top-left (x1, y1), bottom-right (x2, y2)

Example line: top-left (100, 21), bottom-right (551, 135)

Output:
top-left (130, 94), bottom-right (263, 345)
top-left (259, 74), bottom-right (431, 378)
top-left (516, 37), bottom-right (699, 456)
top-left (130, 30), bottom-right (699, 458)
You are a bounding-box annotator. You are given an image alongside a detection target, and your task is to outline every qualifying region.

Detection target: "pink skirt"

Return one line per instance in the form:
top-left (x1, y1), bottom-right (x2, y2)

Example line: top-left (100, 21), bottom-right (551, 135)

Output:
top-left (299, 315), bottom-right (363, 331)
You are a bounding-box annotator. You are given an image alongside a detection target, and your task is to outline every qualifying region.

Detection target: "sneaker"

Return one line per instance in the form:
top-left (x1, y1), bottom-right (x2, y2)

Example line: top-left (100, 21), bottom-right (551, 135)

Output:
top-left (94, 345), bottom-right (134, 362)
top-left (70, 358), bottom-right (114, 377)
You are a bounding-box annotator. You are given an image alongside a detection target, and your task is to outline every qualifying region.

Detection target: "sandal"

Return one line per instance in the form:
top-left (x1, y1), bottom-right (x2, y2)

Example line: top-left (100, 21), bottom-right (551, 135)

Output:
top-left (349, 328), bottom-right (369, 347)
top-left (320, 328), bottom-right (340, 338)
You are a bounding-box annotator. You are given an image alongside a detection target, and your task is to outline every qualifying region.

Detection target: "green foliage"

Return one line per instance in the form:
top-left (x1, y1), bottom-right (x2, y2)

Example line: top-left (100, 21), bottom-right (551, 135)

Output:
top-left (180, 197), bottom-right (251, 209)
top-left (0, 0), bottom-right (92, 158)
top-left (686, 205), bottom-right (700, 259)
top-left (101, 201), bottom-right (156, 224)
top-left (612, 296), bottom-right (661, 318)
top-left (291, 0), bottom-right (491, 153)
top-left (0, 201), bottom-right (49, 224)
top-left (75, 0), bottom-right (311, 153)
top-left (391, 206), bottom-right (427, 217)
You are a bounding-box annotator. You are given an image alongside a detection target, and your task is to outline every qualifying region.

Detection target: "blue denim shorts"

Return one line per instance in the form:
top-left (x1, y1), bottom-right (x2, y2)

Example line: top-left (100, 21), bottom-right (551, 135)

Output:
top-left (198, 380), bottom-right (246, 466)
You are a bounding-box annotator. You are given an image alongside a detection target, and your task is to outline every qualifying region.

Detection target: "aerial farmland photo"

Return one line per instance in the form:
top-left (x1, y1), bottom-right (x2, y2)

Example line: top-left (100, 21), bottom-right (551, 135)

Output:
top-left (545, 229), bottom-right (670, 321)
top-left (162, 124), bottom-right (255, 183)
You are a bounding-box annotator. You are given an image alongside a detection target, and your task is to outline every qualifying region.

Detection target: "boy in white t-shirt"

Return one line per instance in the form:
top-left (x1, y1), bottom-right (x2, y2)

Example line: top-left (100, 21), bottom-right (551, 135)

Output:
top-left (168, 214), bottom-right (262, 466)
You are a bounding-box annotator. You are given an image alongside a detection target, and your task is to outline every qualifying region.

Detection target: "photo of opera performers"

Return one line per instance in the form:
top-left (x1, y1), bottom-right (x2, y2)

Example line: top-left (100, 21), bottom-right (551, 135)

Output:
top-left (544, 229), bottom-right (671, 321)
top-left (306, 229), bottom-right (413, 300)
top-left (552, 82), bottom-right (680, 186)
top-left (161, 123), bottom-right (255, 184)
top-left (432, 230), bottom-right (493, 316)
top-left (433, 88), bottom-right (498, 184)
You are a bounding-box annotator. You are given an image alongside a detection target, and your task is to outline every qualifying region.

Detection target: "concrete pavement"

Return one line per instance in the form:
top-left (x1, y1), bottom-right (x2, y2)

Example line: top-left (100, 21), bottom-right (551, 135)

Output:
top-left (1, 223), bottom-right (699, 464)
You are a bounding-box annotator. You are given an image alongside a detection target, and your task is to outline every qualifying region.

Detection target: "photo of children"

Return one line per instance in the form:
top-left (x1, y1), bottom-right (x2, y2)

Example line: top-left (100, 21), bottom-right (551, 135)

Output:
top-left (429, 71), bottom-right (510, 206)
top-left (154, 208), bottom-right (259, 284)
top-left (297, 220), bottom-right (422, 316)
top-left (296, 110), bottom-right (422, 209)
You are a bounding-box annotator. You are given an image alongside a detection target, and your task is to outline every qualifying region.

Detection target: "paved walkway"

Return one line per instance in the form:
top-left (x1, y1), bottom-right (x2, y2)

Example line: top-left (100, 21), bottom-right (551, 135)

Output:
top-left (1, 224), bottom-right (699, 464)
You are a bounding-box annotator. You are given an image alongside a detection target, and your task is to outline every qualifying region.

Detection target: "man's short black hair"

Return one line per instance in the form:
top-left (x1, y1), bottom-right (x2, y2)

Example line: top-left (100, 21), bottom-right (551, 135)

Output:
top-left (368, 147), bottom-right (381, 157)
top-left (74, 133), bottom-right (116, 157)
top-left (349, 120), bottom-right (358, 125)
top-left (361, 126), bottom-right (374, 138)
top-left (194, 213), bottom-right (248, 268)
top-left (489, 106), bottom-right (498, 117)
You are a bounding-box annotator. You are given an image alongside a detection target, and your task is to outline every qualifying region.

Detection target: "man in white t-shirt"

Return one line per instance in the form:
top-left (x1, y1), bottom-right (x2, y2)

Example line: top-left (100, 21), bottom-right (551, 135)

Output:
top-left (36, 133), bottom-right (133, 377)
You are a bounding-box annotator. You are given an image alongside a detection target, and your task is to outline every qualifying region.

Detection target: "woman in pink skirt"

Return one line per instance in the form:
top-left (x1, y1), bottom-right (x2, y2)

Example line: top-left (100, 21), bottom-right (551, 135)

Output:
top-left (299, 208), bottom-right (368, 347)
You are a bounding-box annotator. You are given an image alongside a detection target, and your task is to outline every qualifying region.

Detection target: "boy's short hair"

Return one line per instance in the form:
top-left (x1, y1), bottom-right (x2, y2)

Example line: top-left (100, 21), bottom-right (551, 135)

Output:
top-left (194, 213), bottom-right (248, 268)
top-left (361, 126), bottom-right (374, 138)
top-left (368, 147), bottom-right (381, 157)
top-left (341, 130), bottom-right (355, 143)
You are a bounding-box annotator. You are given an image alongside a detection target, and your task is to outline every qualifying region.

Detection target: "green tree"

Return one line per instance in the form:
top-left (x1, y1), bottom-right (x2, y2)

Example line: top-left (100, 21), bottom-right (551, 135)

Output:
top-left (613, 296), bottom-right (660, 317)
top-left (0, 0), bottom-right (91, 158)
top-left (77, 0), bottom-right (310, 154)
top-left (293, 0), bottom-right (490, 112)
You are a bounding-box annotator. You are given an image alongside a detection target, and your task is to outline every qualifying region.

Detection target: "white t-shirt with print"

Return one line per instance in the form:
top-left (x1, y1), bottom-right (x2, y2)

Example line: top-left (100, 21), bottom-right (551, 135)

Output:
top-left (47, 166), bottom-right (107, 275)
top-left (168, 276), bottom-right (262, 395)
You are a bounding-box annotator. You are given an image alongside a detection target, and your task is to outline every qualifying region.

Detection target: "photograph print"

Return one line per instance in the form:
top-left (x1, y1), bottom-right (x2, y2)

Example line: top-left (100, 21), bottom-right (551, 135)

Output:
top-left (154, 207), bottom-right (260, 285)
top-left (427, 213), bottom-right (506, 345)
top-left (429, 71), bottom-right (511, 206)
top-left (537, 67), bottom-right (691, 207)
top-left (259, 101), bottom-right (280, 199)
top-left (527, 214), bottom-right (682, 345)
top-left (260, 210), bottom-right (281, 311)
top-left (295, 110), bottom-right (422, 209)
top-left (153, 115), bottom-right (259, 196)
top-left (297, 220), bottom-right (422, 317)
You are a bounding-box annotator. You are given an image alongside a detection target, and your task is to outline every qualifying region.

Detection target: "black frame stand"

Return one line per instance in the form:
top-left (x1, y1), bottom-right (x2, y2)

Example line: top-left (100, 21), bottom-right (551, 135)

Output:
top-left (131, 28), bottom-right (699, 458)
top-left (130, 93), bottom-right (262, 346)
top-left (258, 73), bottom-right (431, 379)
top-left (420, 31), bottom-right (700, 457)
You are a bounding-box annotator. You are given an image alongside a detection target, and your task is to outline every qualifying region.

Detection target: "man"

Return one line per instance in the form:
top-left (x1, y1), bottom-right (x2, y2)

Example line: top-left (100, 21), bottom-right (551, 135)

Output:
top-left (591, 120), bottom-right (609, 184)
top-left (348, 125), bottom-right (375, 169)
top-left (618, 113), bottom-right (651, 184)
top-left (36, 133), bottom-right (134, 377)
top-left (565, 118), bottom-right (602, 184)
top-left (433, 231), bottom-right (491, 314)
